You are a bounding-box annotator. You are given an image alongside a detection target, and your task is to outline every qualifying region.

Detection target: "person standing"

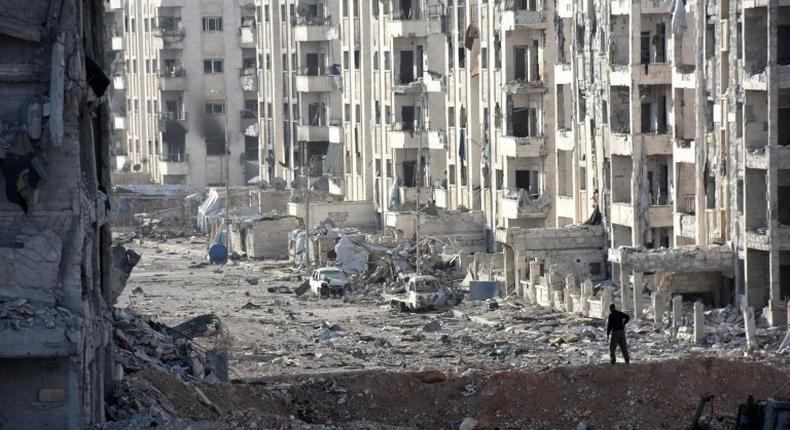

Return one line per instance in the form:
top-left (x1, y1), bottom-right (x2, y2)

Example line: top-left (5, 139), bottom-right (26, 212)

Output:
top-left (607, 303), bottom-right (630, 364)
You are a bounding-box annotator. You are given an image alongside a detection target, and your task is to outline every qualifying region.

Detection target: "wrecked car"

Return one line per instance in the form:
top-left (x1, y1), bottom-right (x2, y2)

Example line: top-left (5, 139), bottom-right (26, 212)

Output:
top-left (309, 267), bottom-right (349, 299)
top-left (388, 275), bottom-right (463, 312)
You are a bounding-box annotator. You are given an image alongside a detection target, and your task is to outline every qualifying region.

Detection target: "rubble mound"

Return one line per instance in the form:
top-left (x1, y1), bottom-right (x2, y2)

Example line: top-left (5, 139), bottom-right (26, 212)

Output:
top-left (102, 357), bottom-right (790, 429)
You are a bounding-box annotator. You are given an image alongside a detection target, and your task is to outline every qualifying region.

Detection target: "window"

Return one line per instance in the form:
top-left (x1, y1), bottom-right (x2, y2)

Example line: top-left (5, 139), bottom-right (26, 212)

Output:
top-left (384, 51), bottom-right (390, 70)
top-left (481, 48), bottom-right (488, 69)
top-left (205, 103), bottom-right (225, 114)
top-left (133, 99), bottom-right (139, 113)
top-left (343, 0), bottom-right (349, 16)
top-left (265, 5), bottom-right (270, 22)
top-left (145, 60), bottom-right (151, 74)
top-left (354, 50), bottom-right (360, 69)
top-left (202, 16), bottom-right (223, 32)
top-left (373, 52), bottom-right (379, 70)
top-left (458, 48), bottom-right (465, 68)
top-left (203, 59), bottom-right (224, 73)
top-left (130, 18), bottom-right (135, 33)
top-left (144, 17), bottom-right (149, 32)
top-left (448, 107), bottom-right (455, 127)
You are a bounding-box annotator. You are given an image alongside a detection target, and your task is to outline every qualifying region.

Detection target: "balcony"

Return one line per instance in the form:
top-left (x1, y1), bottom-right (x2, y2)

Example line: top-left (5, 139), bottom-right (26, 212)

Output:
top-left (503, 79), bottom-right (545, 95)
top-left (387, 124), bottom-right (446, 150)
top-left (610, 65), bottom-right (631, 86)
top-left (640, 0), bottom-right (669, 14)
top-left (111, 36), bottom-right (123, 51)
top-left (672, 65), bottom-right (696, 89)
top-left (641, 132), bottom-right (672, 155)
top-left (499, 189), bottom-right (551, 219)
top-left (500, 0), bottom-right (546, 31)
top-left (297, 121), bottom-right (342, 143)
top-left (157, 19), bottom-right (185, 48)
top-left (295, 72), bottom-right (341, 93)
top-left (387, 5), bottom-right (444, 38)
top-left (113, 115), bottom-right (126, 130)
top-left (293, 16), bottom-right (339, 42)
top-left (241, 70), bottom-right (258, 92)
top-left (745, 148), bottom-right (768, 170)
top-left (610, 133), bottom-right (632, 155)
top-left (743, 70), bottom-right (768, 91)
top-left (554, 63), bottom-right (572, 84)
top-left (434, 187), bottom-right (448, 208)
top-left (555, 129), bottom-right (573, 151)
top-left (673, 138), bottom-right (696, 163)
top-left (239, 26), bottom-right (255, 48)
top-left (634, 63), bottom-right (671, 85)
top-left (611, 0), bottom-right (631, 14)
top-left (649, 205), bottom-right (673, 227)
top-left (240, 109), bottom-right (258, 136)
top-left (611, 202), bottom-right (634, 226)
top-left (158, 111), bottom-right (187, 132)
top-left (159, 68), bottom-right (187, 91)
top-left (158, 154), bottom-right (189, 176)
top-left (392, 72), bottom-right (444, 93)
top-left (556, 195), bottom-right (575, 219)
top-left (112, 75), bottom-right (125, 90)
top-left (499, 134), bottom-right (545, 158)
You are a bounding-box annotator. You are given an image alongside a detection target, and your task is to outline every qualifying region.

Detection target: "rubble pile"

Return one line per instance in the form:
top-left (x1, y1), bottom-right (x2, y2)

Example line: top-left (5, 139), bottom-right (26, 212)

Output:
top-left (0, 298), bottom-right (75, 330)
top-left (112, 309), bottom-right (229, 381)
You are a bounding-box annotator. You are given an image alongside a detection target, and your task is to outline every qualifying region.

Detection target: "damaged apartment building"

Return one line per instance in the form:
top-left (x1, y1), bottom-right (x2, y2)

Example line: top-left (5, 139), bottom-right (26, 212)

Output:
top-left (257, 0), bottom-right (790, 325)
top-left (0, 0), bottom-right (116, 428)
top-left (107, 0), bottom-right (260, 186)
top-left (256, 0), bottom-right (559, 244)
top-left (558, 0), bottom-right (790, 325)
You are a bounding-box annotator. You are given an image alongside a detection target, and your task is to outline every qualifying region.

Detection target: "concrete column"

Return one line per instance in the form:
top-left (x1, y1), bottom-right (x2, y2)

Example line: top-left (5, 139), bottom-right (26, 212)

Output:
top-left (602, 285), bottom-right (613, 318)
top-left (652, 292), bottom-right (666, 331)
top-left (632, 271), bottom-right (644, 318)
top-left (581, 279), bottom-right (593, 316)
top-left (744, 306), bottom-right (757, 350)
top-left (619, 265), bottom-right (632, 313)
top-left (693, 301), bottom-right (705, 344)
top-left (672, 295), bottom-right (683, 337)
top-left (528, 259), bottom-right (541, 304)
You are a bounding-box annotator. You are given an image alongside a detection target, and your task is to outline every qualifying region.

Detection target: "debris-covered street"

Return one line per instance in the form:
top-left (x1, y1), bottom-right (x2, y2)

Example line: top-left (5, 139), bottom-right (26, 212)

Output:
top-left (104, 231), bottom-right (790, 428)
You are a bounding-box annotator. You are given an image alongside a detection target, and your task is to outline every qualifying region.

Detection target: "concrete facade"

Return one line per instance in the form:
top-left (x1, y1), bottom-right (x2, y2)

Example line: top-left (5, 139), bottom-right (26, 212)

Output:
top-left (0, 0), bottom-right (114, 427)
top-left (109, 0), bottom-right (258, 186)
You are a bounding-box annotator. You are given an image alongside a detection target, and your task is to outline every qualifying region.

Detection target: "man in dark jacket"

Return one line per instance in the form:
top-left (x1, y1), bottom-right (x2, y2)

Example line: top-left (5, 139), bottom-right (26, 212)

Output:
top-left (607, 303), bottom-right (630, 364)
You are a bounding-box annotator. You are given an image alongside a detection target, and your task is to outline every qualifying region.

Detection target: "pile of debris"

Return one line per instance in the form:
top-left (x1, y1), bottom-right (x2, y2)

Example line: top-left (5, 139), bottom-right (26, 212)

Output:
top-left (112, 309), bottom-right (230, 382)
top-left (0, 298), bottom-right (75, 331)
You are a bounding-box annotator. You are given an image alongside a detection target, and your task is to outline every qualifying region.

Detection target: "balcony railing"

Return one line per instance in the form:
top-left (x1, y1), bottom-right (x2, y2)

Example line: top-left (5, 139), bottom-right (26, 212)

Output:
top-left (240, 109), bottom-right (258, 119)
top-left (295, 15), bottom-right (332, 26)
top-left (159, 111), bottom-right (187, 121)
top-left (160, 152), bottom-right (187, 162)
top-left (501, 0), bottom-right (542, 11)
top-left (297, 65), bottom-right (341, 77)
top-left (160, 67), bottom-right (186, 78)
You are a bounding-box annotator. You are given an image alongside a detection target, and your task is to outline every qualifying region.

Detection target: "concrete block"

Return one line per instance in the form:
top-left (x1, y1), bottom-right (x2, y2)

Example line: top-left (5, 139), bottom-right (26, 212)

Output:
top-left (693, 301), bottom-right (705, 344)
top-left (672, 295), bottom-right (683, 337)
top-left (633, 272), bottom-right (644, 319)
top-left (652, 292), bottom-right (666, 331)
top-left (744, 307), bottom-right (756, 350)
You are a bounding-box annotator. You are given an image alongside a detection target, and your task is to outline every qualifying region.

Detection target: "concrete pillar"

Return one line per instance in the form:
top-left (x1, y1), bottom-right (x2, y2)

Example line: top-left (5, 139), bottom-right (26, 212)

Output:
top-left (602, 285), bottom-right (613, 318)
top-left (744, 306), bottom-right (757, 350)
top-left (632, 271), bottom-right (644, 318)
top-left (565, 274), bottom-right (576, 313)
top-left (528, 259), bottom-right (540, 305)
top-left (652, 292), bottom-right (666, 331)
top-left (672, 295), bottom-right (683, 338)
top-left (693, 301), bottom-right (705, 344)
top-left (581, 279), bottom-right (593, 316)
top-left (619, 265), bottom-right (632, 313)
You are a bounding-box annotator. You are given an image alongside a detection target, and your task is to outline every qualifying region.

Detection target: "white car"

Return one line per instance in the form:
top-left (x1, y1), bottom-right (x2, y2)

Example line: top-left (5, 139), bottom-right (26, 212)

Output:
top-left (309, 267), bottom-right (349, 298)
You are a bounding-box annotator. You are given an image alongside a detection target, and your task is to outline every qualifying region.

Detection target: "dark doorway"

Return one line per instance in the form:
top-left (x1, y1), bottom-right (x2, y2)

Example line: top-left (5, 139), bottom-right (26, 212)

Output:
top-left (512, 107), bottom-right (531, 137)
top-left (400, 0), bottom-right (412, 19)
top-left (779, 186), bottom-right (790, 224)
top-left (641, 102), bottom-right (652, 133)
top-left (514, 46), bottom-right (527, 80)
top-left (400, 50), bottom-right (414, 83)
top-left (306, 53), bottom-right (320, 75)
top-left (640, 31), bottom-right (651, 64)
top-left (403, 160), bottom-right (416, 186)
top-left (401, 105), bottom-right (416, 130)
top-left (515, 170), bottom-right (531, 190)
top-left (415, 45), bottom-right (423, 78)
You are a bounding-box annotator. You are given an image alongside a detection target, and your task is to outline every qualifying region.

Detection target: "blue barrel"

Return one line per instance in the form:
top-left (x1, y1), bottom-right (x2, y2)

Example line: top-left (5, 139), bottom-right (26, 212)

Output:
top-left (208, 243), bottom-right (228, 264)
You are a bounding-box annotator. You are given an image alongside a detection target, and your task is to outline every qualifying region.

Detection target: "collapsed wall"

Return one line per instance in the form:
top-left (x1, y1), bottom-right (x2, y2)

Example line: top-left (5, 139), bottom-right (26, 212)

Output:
top-left (0, 0), bottom-right (113, 428)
